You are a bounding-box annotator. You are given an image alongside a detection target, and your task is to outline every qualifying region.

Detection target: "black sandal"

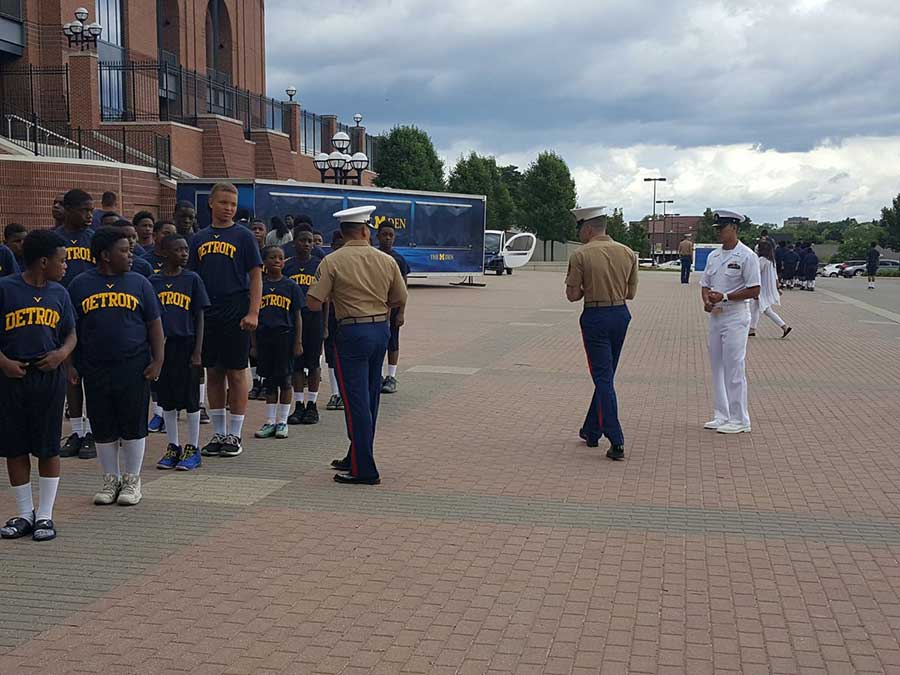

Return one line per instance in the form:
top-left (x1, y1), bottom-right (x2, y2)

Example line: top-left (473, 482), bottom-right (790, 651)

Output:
top-left (0, 516), bottom-right (34, 539)
top-left (32, 519), bottom-right (57, 542)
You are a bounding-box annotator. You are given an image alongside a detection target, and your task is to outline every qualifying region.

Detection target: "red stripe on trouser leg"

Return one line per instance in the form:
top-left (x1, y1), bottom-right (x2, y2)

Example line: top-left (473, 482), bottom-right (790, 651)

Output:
top-left (333, 346), bottom-right (357, 476)
top-left (580, 330), bottom-right (604, 433)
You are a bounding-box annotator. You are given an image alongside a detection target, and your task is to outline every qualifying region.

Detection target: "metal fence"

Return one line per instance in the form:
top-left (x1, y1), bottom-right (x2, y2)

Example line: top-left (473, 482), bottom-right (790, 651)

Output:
top-left (300, 109), bottom-right (322, 155)
top-left (99, 61), bottom-right (286, 140)
top-left (0, 65), bottom-right (69, 124)
top-left (365, 133), bottom-right (380, 169)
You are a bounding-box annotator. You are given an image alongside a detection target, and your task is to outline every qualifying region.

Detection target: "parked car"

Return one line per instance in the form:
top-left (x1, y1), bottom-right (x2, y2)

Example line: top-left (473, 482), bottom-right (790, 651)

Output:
top-left (842, 259), bottom-right (899, 277)
top-left (838, 260), bottom-right (866, 277)
top-left (821, 263), bottom-right (844, 277)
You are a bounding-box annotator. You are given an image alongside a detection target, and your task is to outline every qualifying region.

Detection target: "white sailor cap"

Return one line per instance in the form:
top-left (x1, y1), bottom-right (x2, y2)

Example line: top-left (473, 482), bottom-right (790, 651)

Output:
top-left (713, 209), bottom-right (748, 226)
top-left (571, 206), bottom-right (607, 224)
top-left (333, 205), bottom-right (376, 224)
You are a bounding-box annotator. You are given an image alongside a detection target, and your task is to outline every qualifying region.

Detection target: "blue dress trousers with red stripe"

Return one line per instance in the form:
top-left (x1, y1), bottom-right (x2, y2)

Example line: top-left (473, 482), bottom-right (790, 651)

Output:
top-left (580, 305), bottom-right (631, 447)
top-left (334, 321), bottom-right (390, 480)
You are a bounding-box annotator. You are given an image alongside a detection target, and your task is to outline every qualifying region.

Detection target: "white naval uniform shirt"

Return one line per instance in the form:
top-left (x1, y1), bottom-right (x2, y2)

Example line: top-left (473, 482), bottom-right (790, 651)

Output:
top-left (700, 242), bottom-right (761, 309)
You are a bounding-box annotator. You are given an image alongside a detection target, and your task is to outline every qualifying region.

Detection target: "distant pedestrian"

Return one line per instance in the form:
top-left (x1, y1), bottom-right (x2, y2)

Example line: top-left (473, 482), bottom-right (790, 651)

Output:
top-left (801, 243), bottom-right (818, 291)
top-left (91, 191), bottom-right (117, 228)
top-left (774, 240), bottom-right (787, 287)
top-left (677, 234), bottom-right (693, 284)
top-left (866, 242), bottom-right (880, 289)
top-left (266, 216), bottom-right (294, 247)
top-left (781, 244), bottom-right (799, 289)
top-left (750, 241), bottom-right (791, 338)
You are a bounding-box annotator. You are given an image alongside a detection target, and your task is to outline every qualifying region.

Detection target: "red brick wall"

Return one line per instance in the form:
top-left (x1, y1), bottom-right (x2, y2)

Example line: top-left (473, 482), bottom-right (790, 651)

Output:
top-left (196, 115), bottom-right (256, 178)
top-left (251, 129), bottom-right (294, 180)
top-left (100, 121), bottom-right (205, 177)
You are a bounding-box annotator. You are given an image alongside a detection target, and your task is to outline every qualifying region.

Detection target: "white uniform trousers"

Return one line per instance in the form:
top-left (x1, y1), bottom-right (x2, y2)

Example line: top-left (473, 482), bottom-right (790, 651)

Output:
top-left (708, 306), bottom-right (751, 426)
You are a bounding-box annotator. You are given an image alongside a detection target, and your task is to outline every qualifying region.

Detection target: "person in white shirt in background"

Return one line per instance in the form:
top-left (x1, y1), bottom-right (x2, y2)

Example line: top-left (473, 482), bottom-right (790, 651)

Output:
top-left (701, 210), bottom-right (761, 435)
top-left (750, 240), bottom-right (792, 339)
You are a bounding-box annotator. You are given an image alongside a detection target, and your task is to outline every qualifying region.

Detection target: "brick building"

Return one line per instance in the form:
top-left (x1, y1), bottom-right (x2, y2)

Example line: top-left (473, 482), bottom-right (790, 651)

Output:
top-left (639, 215), bottom-right (703, 255)
top-left (0, 0), bottom-right (377, 229)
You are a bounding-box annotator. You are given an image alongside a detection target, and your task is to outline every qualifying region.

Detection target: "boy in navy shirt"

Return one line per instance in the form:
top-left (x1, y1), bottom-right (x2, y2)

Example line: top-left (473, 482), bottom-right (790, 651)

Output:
top-left (377, 224), bottom-right (409, 394)
top-left (152, 234), bottom-right (210, 471)
top-left (4, 223), bottom-right (27, 270)
top-left (68, 228), bottom-right (164, 507)
top-left (188, 183), bottom-right (262, 458)
top-left (174, 201), bottom-right (198, 240)
top-left (324, 231), bottom-right (344, 410)
top-left (143, 220), bottom-right (177, 276)
top-left (0, 230), bottom-right (76, 542)
top-left (284, 227), bottom-right (323, 424)
top-left (0, 242), bottom-right (18, 278)
top-left (252, 246), bottom-right (303, 439)
top-left (133, 211), bottom-right (155, 249)
top-left (114, 221), bottom-right (154, 278)
top-left (56, 189), bottom-right (96, 460)
top-left (247, 218), bottom-right (268, 398)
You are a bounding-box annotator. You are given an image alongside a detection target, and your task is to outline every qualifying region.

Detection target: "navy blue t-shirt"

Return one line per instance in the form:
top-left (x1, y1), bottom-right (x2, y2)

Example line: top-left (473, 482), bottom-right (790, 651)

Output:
top-left (258, 276), bottom-right (304, 332)
top-left (68, 269), bottom-right (161, 364)
top-left (131, 255), bottom-right (154, 278)
top-left (54, 226), bottom-right (95, 287)
top-left (0, 245), bottom-right (19, 278)
top-left (383, 249), bottom-right (410, 278)
top-left (133, 242), bottom-right (147, 257)
top-left (188, 224), bottom-right (263, 304)
top-left (283, 256), bottom-right (320, 301)
top-left (142, 249), bottom-right (166, 274)
top-left (0, 274), bottom-right (75, 361)
top-left (150, 270), bottom-right (210, 338)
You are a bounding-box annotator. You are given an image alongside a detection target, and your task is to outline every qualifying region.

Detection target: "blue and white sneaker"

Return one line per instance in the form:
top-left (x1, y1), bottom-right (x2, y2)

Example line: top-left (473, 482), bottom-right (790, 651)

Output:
top-left (148, 414), bottom-right (165, 433)
top-left (176, 444), bottom-right (201, 471)
top-left (156, 443), bottom-right (180, 470)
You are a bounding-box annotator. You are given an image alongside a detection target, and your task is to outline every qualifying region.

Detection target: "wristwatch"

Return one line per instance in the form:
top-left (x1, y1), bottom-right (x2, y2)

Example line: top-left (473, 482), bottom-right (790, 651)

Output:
top-left (722, 293), bottom-right (729, 303)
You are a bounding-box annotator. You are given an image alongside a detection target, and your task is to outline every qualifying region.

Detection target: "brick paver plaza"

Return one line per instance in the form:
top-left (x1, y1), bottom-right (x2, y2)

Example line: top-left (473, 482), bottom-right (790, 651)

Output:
top-left (2, 270), bottom-right (900, 674)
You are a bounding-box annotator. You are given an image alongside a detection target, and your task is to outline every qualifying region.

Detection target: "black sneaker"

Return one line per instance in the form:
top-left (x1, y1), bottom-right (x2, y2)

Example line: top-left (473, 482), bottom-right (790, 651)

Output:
top-left (199, 407), bottom-right (210, 425)
top-left (220, 434), bottom-right (243, 458)
top-left (59, 433), bottom-right (83, 458)
top-left (606, 445), bottom-right (625, 461)
top-left (78, 433), bottom-right (97, 459)
top-left (201, 433), bottom-right (225, 457)
top-left (287, 402), bottom-right (305, 425)
top-left (300, 401), bottom-right (319, 425)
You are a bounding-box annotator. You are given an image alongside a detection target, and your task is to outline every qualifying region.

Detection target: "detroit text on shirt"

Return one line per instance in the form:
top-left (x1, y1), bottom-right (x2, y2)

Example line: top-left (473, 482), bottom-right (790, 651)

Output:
top-left (157, 289), bottom-right (192, 310)
top-left (196, 240), bottom-right (237, 259)
top-left (80, 291), bottom-right (140, 314)
top-left (261, 291), bottom-right (292, 311)
top-left (5, 305), bottom-right (61, 331)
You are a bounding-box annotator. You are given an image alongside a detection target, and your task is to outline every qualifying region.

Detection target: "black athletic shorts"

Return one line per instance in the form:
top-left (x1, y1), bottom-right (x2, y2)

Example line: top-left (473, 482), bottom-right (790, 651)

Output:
top-left (295, 309), bottom-right (323, 373)
top-left (82, 352), bottom-right (151, 443)
top-left (388, 308), bottom-right (401, 352)
top-left (203, 292), bottom-right (251, 370)
top-left (0, 365), bottom-right (66, 458)
top-left (157, 336), bottom-right (201, 413)
top-left (867, 264), bottom-right (878, 277)
top-left (256, 328), bottom-right (294, 386)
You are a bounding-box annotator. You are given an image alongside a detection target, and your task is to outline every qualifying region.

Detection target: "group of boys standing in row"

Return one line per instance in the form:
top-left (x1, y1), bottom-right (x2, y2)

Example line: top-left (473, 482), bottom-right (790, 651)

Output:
top-left (0, 183), bottom-right (409, 542)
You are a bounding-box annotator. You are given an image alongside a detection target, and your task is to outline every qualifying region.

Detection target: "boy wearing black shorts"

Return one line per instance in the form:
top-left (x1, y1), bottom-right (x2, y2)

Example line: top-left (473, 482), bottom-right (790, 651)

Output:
top-left (68, 228), bottom-right (164, 506)
top-left (284, 227), bottom-right (324, 424)
top-left (377, 224), bottom-right (409, 394)
top-left (0, 230), bottom-right (76, 541)
top-left (152, 234), bottom-right (210, 471)
top-left (253, 246), bottom-right (303, 439)
top-left (189, 183), bottom-right (263, 458)
top-left (324, 231), bottom-right (344, 410)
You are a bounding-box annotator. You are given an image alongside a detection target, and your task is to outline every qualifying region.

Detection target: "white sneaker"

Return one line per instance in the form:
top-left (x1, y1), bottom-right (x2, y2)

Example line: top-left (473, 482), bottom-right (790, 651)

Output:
top-left (704, 419), bottom-right (727, 430)
top-left (94, 474), bottom-right (121, 505)
top-left (117, 474), bottom-right (142, 506)
top-left (717, 423), bottom-right (751, 434)
top-left (868, 283), bottom-right (875, 289)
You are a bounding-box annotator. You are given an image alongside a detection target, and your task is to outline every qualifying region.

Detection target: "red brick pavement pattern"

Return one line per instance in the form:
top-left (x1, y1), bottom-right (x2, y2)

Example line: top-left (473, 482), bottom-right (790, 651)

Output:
top-left (2, 271), bottom-right (900, 674)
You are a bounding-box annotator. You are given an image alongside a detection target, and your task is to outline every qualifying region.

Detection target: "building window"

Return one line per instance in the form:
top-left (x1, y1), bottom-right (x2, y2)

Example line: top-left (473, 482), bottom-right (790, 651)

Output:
top-left (96, 0), bottom-right (124, 119)
top-left (95, 0), bottom-right (122, 47)
top-left (206, 0), bottom-right (232, 83)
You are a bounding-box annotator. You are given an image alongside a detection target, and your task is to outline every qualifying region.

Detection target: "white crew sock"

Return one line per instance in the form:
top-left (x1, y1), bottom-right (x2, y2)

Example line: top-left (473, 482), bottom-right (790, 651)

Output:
top-left (96, 441), bottom-right (120, 476)
top-left (84, 418), bottom-right (92, 435)
top-left (70, 417), bottom-right (84, 437)
top-left (276, 403), bottom-right (292, 425)
top-left (210, 408), bottom-right (227, 436)
top-left (388, 365), bottom-right (398, 378)
top-left (250, 367), bottom-right (257, 380)
top-left (308, 391), bottom-right (318, 404)
top-left (153, 404), bottom-right (163, 417)
top-left (186, 411), bottom-right (201, 447)
top-left (229, 414), bottom-right (245, 438)
top-left (13, 483), bottom-right (34, 522)
top-left (329, 369), bottom-right (339, 394)
top-left (163, 410), bottom-right (179, 446)
top-left (199, 383), bottom-right (207, 406)
top-left (294, 390), bottom-right (305, 404)
top-left (121, 438), bottom-right (146, 475)
top-left (36, 477), bottom-right (60, 522)
top-left (265, 403), bottom-right (277, 424)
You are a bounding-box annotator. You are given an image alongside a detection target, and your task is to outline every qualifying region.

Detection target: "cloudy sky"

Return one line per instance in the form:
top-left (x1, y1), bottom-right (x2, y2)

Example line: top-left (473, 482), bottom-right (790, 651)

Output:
top-left (265, 0), bottom-right (899, 224)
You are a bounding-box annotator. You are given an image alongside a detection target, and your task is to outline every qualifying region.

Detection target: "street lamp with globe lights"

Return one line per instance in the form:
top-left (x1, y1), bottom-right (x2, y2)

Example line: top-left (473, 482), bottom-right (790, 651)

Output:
top-left (353, 113), bottom-right (363, 127)
top-left (63, 7), bottom-right (102, 51)
top-left (285, 86), bottom-right (297, 102)
top-left (316, 131), bottom-right (368, 185)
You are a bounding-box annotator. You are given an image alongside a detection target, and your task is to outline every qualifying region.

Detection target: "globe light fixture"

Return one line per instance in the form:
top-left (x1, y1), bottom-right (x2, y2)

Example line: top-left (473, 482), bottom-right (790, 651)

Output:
top-left (332, 131), bottom-right (351, 153)
top-left (353, 113), bottom-right (363, 126)
top-left (285, 85), bottom-right (297, 102)
top-left (74, 6), bottom-right (89, 22)
top-left (313, 152), bottom-right (329, 171)
top-left (316, 126), bottom-right (370, 185)
top-left (63, 8), bottom-right (101, 50)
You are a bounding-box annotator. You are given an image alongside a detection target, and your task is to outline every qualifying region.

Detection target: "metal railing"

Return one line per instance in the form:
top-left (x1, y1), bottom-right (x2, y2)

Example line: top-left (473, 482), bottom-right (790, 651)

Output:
top-left (300, 109), bottom-right (322, 155)
top-left (0, 65), bottom-right (69, 124)
top-left (365, 133), bottom-right (380, 168)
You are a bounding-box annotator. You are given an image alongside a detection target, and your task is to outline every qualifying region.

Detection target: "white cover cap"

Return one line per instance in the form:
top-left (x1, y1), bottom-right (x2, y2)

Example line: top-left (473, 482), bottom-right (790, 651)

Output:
top-left (333, 205), bottom-right (376, 224)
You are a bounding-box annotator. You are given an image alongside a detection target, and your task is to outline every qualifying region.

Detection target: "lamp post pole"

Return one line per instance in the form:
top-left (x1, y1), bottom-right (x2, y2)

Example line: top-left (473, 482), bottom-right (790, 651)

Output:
top-left (644, 177), bottom-right (667, 261)
top-left (656, 199), bottom-right (674, 259)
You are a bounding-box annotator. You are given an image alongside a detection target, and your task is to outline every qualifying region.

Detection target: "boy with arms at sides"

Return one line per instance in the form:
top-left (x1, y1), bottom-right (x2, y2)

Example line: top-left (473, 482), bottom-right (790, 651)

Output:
top-left (56, 189), bottom-right (96, 460)
top-left (377, 224), bottom-right (409, 394)
top-left (153, 234), bottom-right (210, 471)
top-left (253, 246), bottom-right (303, 439)
top-left (67, 227), bottom-right (164, 506)
top-left (0, 230), bottom-right (76, 541)
top-left (189, 183), bottom-right (263, 458)
top-left (284, 227), bottom-right (323, 424)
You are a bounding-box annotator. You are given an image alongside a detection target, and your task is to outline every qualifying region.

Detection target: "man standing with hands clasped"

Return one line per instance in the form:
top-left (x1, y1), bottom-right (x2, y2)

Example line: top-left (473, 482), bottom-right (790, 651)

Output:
top-left (701, 210), bottom-right (760, 434)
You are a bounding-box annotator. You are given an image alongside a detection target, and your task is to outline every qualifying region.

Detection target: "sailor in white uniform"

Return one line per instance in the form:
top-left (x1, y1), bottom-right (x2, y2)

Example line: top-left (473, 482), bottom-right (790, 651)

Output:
top-left (701, 210), bottom-right (761, 434)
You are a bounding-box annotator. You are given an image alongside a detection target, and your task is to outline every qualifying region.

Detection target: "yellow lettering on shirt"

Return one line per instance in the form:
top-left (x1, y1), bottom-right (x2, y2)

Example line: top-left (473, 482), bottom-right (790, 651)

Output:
top-left (289, 273), bottom-right (316, 287)
top-left (80, 292), bottom-right (140, 314)
top-left (66, 246), bottom-right (94, 263)
top-left (4, 307), bottom-right (61, 331)
top-left (260, 293), bottom-right (291, 311)
top-left (157, 290), bottom-right (192, 310)
top-left (197, 241), bottom-right (237, 259)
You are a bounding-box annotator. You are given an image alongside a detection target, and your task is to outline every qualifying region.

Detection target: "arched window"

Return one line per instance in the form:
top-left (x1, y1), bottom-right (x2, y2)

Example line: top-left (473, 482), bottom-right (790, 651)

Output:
top-left (205, 0), bottom-right (232, 83)
top-left (156, 0), bottom-right (180, 65)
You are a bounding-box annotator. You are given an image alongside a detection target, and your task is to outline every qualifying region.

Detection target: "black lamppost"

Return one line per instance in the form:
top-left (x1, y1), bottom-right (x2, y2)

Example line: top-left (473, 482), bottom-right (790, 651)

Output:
top-left (656, 199), bottom-right (674, 257)
top-left (314, 131), bottom-right (369, 185)
top-left (644, 177), bottom-right (667, 260)
top-left (63, 7), bottom-right (102, 51)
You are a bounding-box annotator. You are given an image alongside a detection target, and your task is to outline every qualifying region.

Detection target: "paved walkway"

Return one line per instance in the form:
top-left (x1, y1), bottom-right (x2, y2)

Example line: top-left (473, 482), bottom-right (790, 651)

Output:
top-left (3, 270), bottom-right (900, 674)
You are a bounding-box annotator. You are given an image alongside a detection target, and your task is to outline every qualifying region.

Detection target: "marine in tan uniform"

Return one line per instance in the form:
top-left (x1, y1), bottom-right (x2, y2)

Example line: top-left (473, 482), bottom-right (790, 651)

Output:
top-left (306, 206), bottom-right (408, 485)
top-left (565, 206), bottom-right (638, 460)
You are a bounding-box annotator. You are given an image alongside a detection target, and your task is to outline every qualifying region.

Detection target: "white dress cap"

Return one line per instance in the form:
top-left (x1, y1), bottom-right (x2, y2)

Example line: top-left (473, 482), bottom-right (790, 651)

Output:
top-left (571, 206), bottom-right (607, 223)
top-left (333, 205), bottom-right (376, 224)
top-left (713, 209), bottom-right (748, 225)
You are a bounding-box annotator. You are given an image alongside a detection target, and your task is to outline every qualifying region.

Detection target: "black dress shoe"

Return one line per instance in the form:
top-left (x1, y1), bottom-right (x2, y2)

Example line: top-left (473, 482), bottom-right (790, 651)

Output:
top-left (606, 445), bottom-right (625, 461)
top-left (578, 429), bottom-right (599, 448)
top-left (334, 473), bottom-right (380, 485)
top-left (330, 458), bottom-right (350, 471)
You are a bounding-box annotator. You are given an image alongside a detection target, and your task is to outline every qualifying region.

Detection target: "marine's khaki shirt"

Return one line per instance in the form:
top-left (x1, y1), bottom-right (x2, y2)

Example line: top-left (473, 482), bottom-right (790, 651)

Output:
top-left (565, 235), bottom-right (638, 303)
top-left (677, 239), bottom-right (694, 256)
top-left (308, 240), bottom-right (408, 320)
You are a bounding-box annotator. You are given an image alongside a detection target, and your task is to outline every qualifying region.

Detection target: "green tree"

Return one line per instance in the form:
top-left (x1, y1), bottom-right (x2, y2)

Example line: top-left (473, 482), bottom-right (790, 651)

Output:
top-left (835, 222), bottom-right (886, 260)
top-left (499, 165), bottom-right (524, 218)
top-left (373, 125), bottom-right (445, 192)
top-left (448, 153), bottom-right (516, 231)
top-left (519, 152), bottom-right (577, 246)
top-left (625, 222), bottom-right (649, 256)
top-left (606, 208), bottom-right (627, 242)
top-left (881, 193), bottom-right (900, 250)
top-left (696, 208), bottom-right (717, 243)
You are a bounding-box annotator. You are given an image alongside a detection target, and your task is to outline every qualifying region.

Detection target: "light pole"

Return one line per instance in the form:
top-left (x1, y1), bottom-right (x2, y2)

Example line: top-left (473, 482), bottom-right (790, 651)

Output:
top-left (644, 177), bottom-right (667, 260)
top-left (314, 130), bottom-right (369, 185)
top-left (655, 199), bottom-right (674, 258)
top-left (62, 7), bottom-right (102, 51)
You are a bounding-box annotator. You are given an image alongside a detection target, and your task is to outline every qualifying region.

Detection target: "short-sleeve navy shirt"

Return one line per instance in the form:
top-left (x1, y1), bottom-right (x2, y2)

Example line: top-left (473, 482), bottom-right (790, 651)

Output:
top-left (283, 256), bottom-right (321, 301)
top-left (385, 249), bottom-right (410, 278)
top-left (142, 249), bottom-right (166, 275)
top-left (0, 245), bottom-right (19, 278)
top-left (258, 276), bottom-right (304, 332)
top-left (0, 274), bottom-right (75, 361)
top-left (68, 269), bottom-right (161, 363)
top-left (131, 255), bottom-right (154, 278)
top-left (54, 226), bottom-right (95, 287)
top-left (150, 270), bottom-right (210, 337)
top-left (188, 224), bottom-right (263, 304)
